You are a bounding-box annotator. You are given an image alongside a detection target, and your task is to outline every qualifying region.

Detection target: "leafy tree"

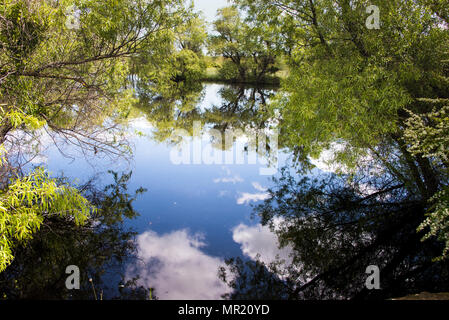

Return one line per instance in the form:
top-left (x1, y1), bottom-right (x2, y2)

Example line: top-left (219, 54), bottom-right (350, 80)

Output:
top-left (0, 165), bottom-right (96, 272)
top-left (0, 0), bottom-right (189, 157)
top-left (405, 105), bottom-right (449, 260)
top-left (131, 10), bottom-right (207, 99)
top-left (212, 0), bottom-right (449, 299)
top-left (175, 15), bottom-right (208, 55)
top-left (0, 171), bottom-right (148, 299)
top-left (221, 165), bottom-right (449, 299)
top-left (208, 6), bottom-right (279, 82)
top-left (233, 0), bottom-right (449, 258)
top-left (0, 0), bottom-right (196, 273)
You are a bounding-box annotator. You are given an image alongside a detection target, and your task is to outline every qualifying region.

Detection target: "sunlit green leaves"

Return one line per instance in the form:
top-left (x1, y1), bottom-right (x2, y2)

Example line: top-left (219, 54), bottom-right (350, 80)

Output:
top-left (0, 171), bottom-right (145, 299)
top-left (276, 55), bottom-right (411, 166)
top-left (0, 166), bottom-right (96, 272)
top-left (0, 0), bottom-right (192, 157)
top-left (208, 6), bottom-right (279, 82)
top-left (418, 187), bottom-right (449, 261)
top-left (233, 0), bottom-right (449, 262)
top-left (0, 107), bottom-right (47, 130)
top-left (406, 105), bottom-right (449, 259)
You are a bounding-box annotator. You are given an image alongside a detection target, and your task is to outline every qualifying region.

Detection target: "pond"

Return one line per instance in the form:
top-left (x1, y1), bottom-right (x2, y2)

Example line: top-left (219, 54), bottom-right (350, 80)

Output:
top-left (12, 83), bottom-right (296, 299)
top-left (1, 0), bottom-right (448, 303)
top-left (2, 82), bottom-right (448, 301)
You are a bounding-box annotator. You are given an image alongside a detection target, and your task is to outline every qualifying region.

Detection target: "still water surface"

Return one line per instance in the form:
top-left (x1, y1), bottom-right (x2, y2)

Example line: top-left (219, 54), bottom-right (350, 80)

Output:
top-left (39, 83), bottom-right (296, 299)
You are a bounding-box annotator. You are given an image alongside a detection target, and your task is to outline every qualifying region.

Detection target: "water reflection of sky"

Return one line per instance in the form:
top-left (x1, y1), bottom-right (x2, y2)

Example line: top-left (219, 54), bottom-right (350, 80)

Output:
top-left (41, 84), bottom-right (293, 299)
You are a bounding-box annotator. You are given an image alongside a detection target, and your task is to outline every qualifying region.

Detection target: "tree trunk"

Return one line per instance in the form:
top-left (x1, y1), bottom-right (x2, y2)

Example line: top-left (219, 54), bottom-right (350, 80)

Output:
top-left (0, 123), bottom-right (12, 145)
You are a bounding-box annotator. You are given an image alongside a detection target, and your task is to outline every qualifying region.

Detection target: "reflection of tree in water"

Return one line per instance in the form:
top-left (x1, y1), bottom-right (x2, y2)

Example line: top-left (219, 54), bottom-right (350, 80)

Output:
top-left (0, 171), bottom-right (155, 300)
top-left (220, 165), bottom-right (449, 300)
top-left (203, 85), bottom-right (275, 135)
top-left (136, 84), bottom-right (276, 148)
top-left (136, 86), bottom-right (205, 143)
top-left (219, 256), bottom-right (295, 300)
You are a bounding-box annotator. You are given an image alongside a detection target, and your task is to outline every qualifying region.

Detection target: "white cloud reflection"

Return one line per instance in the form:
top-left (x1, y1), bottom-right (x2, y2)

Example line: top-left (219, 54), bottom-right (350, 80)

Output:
top-left (126, 229), bottom-right (230, 300)
top-left (232, 218), bottom-right (293, 266)
top-left (236, 182), bottom-right (270, 205)
top-left (252, 182), bottom-right (268, 192)
top-left (214, 175), bottom-right (244, 184)
top-left (214, 166), bottom-right (244, 184)
top-left (236, 192), bottom-right (270, 205)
